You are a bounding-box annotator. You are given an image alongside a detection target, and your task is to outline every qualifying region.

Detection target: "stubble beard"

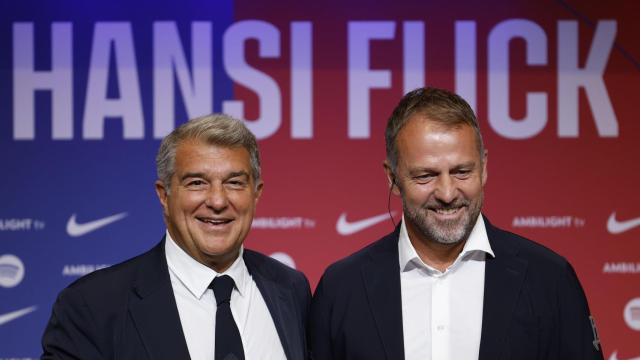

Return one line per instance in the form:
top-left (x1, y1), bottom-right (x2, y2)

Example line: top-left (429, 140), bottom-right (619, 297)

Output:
top-left (403, 192), bottom-right (484, 246)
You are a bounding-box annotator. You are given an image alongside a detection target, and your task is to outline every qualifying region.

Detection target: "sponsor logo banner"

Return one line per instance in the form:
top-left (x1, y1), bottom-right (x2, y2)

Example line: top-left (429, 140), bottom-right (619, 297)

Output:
top-left (607, 212), bottom-right (640, 235)
top-left (0, 255), bottom-right (25, 288)
top-left (61, 264), bottom-right (111, 277)
top-left (269, 252), bottom-right (296, 269)
top-left (602, 262), bottom-right (640, 274)
top-left (66, 213), bottom-right (128, 237)
top-left (336, 212), bottom-right (394, 236)
top-left (252, 217), bottom-right (316, 229)
top-left (610, 350), bottom-right (640, 360)
top-left (1, 0), bottom-right (638, 356)
top-left (0, 306), bottom-right (37, 327)
top-left (624, 298), bottom-right (640, 331)
top-left (0, 219), bottom-right (45, 232)
top-left (511, 216), bottom-right (584, 229)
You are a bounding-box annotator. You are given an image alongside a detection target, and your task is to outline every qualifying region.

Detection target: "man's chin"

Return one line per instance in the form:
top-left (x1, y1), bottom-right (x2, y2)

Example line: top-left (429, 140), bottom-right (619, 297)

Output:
top-left (199, 243), bottom-right (242, 265)
top-left (424, 220), bottom-right (469, 245)
top-left (200, 238), bottom-right (236, 252)
top-left (431, 233), bottom-right (466, 246)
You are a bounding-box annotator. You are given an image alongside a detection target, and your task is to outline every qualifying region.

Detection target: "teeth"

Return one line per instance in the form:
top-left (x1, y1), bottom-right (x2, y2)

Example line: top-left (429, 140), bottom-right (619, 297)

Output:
top-left (435, 208), bottom-right (460, 215)
top-left (200, 218), bottom-right (230, 225)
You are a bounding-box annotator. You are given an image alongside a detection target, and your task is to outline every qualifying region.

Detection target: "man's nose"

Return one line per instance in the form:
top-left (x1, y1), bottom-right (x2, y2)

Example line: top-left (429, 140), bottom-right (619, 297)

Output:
top-left (434, 175), bottom-right (457, 204)
top-left (205, 183), bottom-right (229, 211)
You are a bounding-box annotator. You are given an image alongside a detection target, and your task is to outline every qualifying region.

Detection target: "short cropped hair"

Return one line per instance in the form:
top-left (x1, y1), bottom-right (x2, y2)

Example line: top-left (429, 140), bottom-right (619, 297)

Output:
top-left (385, 87), bottom-right (484, 172)
top-left (156, 114), bottom-right (261, 189)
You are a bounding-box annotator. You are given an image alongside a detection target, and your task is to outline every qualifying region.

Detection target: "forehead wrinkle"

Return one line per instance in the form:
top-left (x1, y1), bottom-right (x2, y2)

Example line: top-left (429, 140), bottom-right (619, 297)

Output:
top-left (171, 145), bottom-right (254, 191)
top-left (397, 126), bottom-right (481, 172)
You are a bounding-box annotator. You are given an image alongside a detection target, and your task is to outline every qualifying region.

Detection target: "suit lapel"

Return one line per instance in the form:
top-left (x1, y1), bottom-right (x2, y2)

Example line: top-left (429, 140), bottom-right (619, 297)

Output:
top-left (128, 240), bottom-right (191, 360)
top-left (361, 229), bottom-right (405, 360)
top-left (244, 251), bottom-right (303, 360)
top-left (478, 218), bottom-right (528, 360)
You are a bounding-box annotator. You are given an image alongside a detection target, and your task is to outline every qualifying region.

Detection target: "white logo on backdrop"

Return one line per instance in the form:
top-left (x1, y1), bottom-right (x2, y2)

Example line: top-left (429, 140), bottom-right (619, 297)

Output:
top-left (0, 306), bottom-right (37, 326)
top-left (0, 218), bottom-right (45, 231)
top-left (66, 212), bottom-right (127, 237)
top-left (623, 298), bottom-right (640, 331)
top-left (9, 20), bottom-right (620, 141)
top-left (62, 264), bottom-right (111, 277)
top-left (0, 254), bottom-right (25, 288)
top-left (609, 350), bottom-right (640, 360)
top-left (607, 212), bottom-right (640, 234)
top-left (252, 217), bottom-right (316, 230)
top-left (602, 262), bottom-right (640, 274)
top-left (511, 215), bottom-right (584, 228)
top-left (269, 252), bottom-right (296, 269)
top-left (336, 212), bottom-right (395, 236)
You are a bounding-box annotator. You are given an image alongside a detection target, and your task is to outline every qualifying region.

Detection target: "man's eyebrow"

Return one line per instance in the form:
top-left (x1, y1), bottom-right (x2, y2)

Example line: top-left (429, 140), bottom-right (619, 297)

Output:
top-left (227, 171), bottom-right (250, 179)
top-left (406, 161), bottom-right (477, 174)
top-left (180, 172), bottom-right (206, 181)
top-left (452, 161), bottom-right (477, 170)
top-left (407, 167), bottom-right (438, 175)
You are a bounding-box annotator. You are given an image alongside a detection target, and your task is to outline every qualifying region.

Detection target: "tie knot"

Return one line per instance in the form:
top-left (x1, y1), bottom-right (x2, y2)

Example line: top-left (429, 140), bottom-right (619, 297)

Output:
top-left (210, 275), bottom-right (235, 305)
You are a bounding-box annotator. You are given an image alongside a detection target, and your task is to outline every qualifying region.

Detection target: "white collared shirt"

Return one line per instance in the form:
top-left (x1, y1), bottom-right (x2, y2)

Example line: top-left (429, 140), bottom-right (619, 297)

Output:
top-left (165, 231), bottom-right (287, 360)
top-left (398, 215), bottom-right (494, 360)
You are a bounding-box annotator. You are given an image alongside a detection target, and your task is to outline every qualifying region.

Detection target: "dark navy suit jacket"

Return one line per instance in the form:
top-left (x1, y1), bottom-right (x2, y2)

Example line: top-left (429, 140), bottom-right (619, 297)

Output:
top-left (309, 217), bottom-right (603, 360)
top-left (42, 239), bottom-right (311, 359)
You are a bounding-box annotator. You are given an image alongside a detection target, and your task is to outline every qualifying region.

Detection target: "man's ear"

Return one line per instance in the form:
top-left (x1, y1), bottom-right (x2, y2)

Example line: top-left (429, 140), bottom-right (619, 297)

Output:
top-left (481, 149), bottom-right (488, 186)
top-left (254, 180), bottom-right (264, 202)
top-left (155, 180), bottom-right (169, 216)
top-left (383, 161), bottom-right (401, 196)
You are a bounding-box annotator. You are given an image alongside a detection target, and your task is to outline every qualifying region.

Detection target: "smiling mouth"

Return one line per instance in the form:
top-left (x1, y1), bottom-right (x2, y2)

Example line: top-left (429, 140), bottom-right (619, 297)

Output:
top-left (429, 206), bottom-right (466, 217)
top-left (196, 217), bottom-right (233, 226)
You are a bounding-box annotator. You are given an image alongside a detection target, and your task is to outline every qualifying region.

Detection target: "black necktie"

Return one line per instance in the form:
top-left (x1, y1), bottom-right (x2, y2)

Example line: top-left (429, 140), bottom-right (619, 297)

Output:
top-left (210, 275), bottom-right (245, 360)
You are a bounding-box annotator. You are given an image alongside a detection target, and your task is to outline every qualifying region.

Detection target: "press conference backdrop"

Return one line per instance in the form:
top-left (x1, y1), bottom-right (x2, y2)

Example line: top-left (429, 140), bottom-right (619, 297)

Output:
top-left (1, 0), bottom-right (638, 357)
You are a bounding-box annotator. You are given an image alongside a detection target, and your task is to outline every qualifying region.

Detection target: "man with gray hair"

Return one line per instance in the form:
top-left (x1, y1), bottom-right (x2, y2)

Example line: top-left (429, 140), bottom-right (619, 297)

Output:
top-left (309, 88), bottom-right (603, 359)
top-left (43, 114), bottom-right (311, 360)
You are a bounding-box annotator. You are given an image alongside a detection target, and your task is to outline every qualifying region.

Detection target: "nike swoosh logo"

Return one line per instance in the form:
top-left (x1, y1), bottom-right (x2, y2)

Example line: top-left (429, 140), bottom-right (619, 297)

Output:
top-left (336, 212), bottom-right (394, 236)
top-left (609, 350), bottom-right (640, 360)
top-left (66, 212), bottom-right (128, 237)
top-left (0, 306), bottom-right (37, 326)
top-left (607, 212), bottom-right (640, 234)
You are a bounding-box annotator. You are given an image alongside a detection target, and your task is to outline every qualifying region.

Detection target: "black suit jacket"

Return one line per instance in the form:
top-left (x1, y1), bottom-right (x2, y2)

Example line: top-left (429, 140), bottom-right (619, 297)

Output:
top-left (309, 217), bottom-right (603, 360)
top-left (42, 240), bottom-right (311, 359)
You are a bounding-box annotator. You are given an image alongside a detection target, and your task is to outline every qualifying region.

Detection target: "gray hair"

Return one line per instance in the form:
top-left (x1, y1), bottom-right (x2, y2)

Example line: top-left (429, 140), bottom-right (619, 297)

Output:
top-left (385, 87), bottom-right (484, 172)
top-left (156, 114), bottom-right (261, 189)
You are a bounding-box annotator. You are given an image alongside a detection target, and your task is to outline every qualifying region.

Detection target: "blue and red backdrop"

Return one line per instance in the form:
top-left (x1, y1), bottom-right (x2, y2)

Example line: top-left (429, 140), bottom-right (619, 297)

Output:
top-left (1, 0), bottom-right (639, 358)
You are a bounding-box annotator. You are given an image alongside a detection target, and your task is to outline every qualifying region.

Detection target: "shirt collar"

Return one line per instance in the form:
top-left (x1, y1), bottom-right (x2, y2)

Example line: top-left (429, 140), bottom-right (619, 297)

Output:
top-left (398, 214), bottom-right (494, 274)
top-left (164, 230), bottom-right (249, 299)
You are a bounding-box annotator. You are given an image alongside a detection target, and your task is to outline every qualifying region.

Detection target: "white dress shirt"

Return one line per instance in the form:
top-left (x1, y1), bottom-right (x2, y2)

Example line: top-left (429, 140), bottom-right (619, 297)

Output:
top-left (398, 215), bottom-right (494, 360)
top-left (165, 231), bottom-right (287, 360)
